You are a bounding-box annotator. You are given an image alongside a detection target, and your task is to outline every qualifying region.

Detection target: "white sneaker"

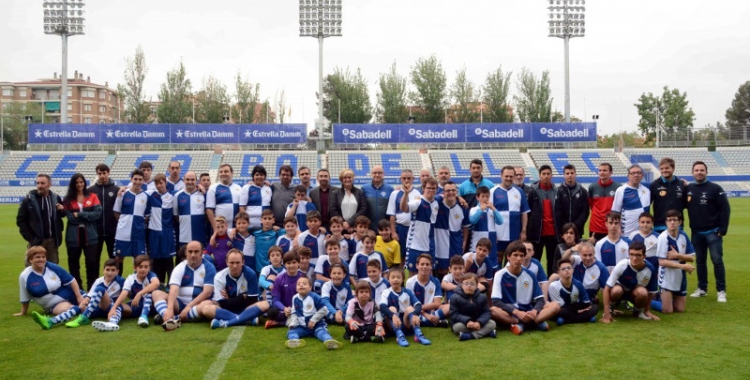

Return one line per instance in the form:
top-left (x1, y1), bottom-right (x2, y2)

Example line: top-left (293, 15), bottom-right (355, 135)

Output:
top-left (690, 289), bottom-right (707, 298)
top-left (138, 317), bottom-right (149, 327)
top-left (717, 291), bottom-right (727, 303)
top-left (637, 312), bottom-right (652, 320)
top-left (92, 321), bottom-right (120, 332)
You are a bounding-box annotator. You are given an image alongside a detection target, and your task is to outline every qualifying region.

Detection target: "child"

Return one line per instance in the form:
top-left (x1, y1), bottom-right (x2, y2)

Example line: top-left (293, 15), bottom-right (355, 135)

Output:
top-left (147, 174), bottom-right (176, 283)
top-left (346, 280), bottom-right (386, 343)
top-left (328, 216), bottom-right (354, 261)
top-left (601, 241), bottom-right (659, 323)
top-left (206, 215), bottom-right (233, 271)
top-left (298, 246), bottom-right (316, 282)
top-left (253, 209), bottom-right (286, 274)
top-left (442, 256), bottom-right (466, 301)
top-left (285, 277), bottom-right (341, 350)
top-left (228, 212), bottom-right (256, 271)
top-left (654, 209), bottom-right (695, 314)
top-left (276, 216), bottom-right (299, 254)
top-left (259, 246), bottom-right (285, 304)
top-left (595, 212), bottom-right (631, 272)
top-left (66, 259), bottom-right (125, 328)
top-left (628, 212), bottom-right (660, 271)
top-left (380, 269), bottom-right (431, 347)
top-left (286, 185), bottom-right (317, 232)
top-left (351, 215), bottom-right (372, 254)
top-left (349, 232), bottom-right (388, 285)
top-left (365, 260), bottom-right (390, 303)
top-left (296, 211), bottom-right (325, 265)
top-left (320, 263), bottom-right (352, 325)
top-left (449, 273), bottom-right (497, 341)
top-left (375, 219), bottom-right (401, 268)
top-left (548, 258), bottom-right (598, 326)
top-left (266, 250), bottom-right (305, 329)
top-left (315, 240), bottom-right (350, 292)
top-left (468, 186), bottom-right (503, 272)
top-left (462, 238), bottom-right (492, 294)
top-left (94, 255), bottom-right (160, 331)
top-left (406, 253), bottom-right (449, 327)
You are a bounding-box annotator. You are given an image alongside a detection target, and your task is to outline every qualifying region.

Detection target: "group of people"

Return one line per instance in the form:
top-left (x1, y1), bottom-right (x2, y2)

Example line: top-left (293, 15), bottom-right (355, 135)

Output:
top-left (15, 155), bottom-right (731, 347)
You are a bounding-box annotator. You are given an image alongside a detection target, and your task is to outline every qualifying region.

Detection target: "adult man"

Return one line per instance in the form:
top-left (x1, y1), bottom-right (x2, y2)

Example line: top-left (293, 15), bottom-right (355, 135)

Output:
top-left (459, 159), bottom-right (494, 209)
top-left (650, 157), bottom-right (685, 232)
top-left (588, 162), bottom-right (621, 240)
top-left (271, 165), bottom-right (296, 227)
top-left (419, 169), bottom-right (433, 189)
top-left (490, 166), bottom-right (530, 271)
top-left (166, 161), bottom-right (185, 193)
top-left (88, 164), bottom-right (120, 261)
top-left (560, 241), bottom-right (609, 302)
top-left (206, 164), bottom-right (242, 229)
top-left (686, 161), bottom-right (730, 302)
top-left (401, 178), bottom-right (439, 275)
top-left (173, 171), bottom-right (207, 249)
top-left (387, 169), bottom-right (422, 263)
top-left (17, 173), bottom-right (65, 264)
top-left (554, 164), bottom-right (589, 241)
top-left (612, 164), bottom-right (650, 237)
top-left (527, 165), bottom-right (557, 274)
top-left (298, 166), bottom-right (314, 195)
top-left (239, 165), bottom-right (272, 229)
top-left (513, 166), bottom-right (531, 196)
top-left (199, 173), bottom-right (212, 191)
top-left (310, 168), bottom-right (339, 230)
top-left (600, 241), bottom-right (659, 323)
top-left (362, 165), bottom-right (393, 231)
top-left (436, 166), bottom-right (451, 195)
top-left (434, 181), bottom-right (470, 276)
top-left (138, 161), bottom-right (156, 192)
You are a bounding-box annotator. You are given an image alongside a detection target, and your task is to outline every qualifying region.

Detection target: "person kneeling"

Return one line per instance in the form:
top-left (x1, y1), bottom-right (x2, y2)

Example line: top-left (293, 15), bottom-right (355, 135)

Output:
top-left (548, 258), bottom-right (598, 326)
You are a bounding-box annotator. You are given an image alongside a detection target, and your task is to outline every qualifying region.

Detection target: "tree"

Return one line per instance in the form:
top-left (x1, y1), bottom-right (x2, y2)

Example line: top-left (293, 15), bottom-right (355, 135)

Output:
top-left (2, 102), bottom-right (44, 150)
top-left (258, 98), bottom-right (273, 124)
top-left (409, 55), bottom-right (447, 123)
top-left (157, 61), bottom-right (192, 123)
top-left (233, 72), bottom-right (260, 124)
top-left (121, 46), bottom-right (150, 123)
top-left (375, 62), bottom-right (409, 123)
top-left (482, 66), bottom-right (513, 122)
top-left (513, 68), bottom-right (554, 122)
top-left (195, 75), bottom-right (229, 124)
top-left (323, 67), bottom-right (372, 125)
top-left (275, 89), bottom-right (287, 124)
top-left (448, 68), bottom-right (480, 123)
top-left (634, 86), bottom-right (695, 143)
top-left (724, 80), bottom-right (750, 140)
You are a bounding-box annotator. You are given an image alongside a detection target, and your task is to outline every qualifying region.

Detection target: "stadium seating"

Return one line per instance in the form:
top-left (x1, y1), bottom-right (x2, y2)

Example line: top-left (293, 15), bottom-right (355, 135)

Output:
top-left (110, 151), bottom-right (214, 181)
top-left (718, 148), bottom-right (750, 174)
top-left (528, 149), bottom-right (628, 176)
top-left (626, 148), bottom-right (721, 177)
top-left (0, 151), bottom-right (107, 181)
top-left (221, 151), bottom-right (319, 182)
top-left (328, 150), bottom-right (422, 184)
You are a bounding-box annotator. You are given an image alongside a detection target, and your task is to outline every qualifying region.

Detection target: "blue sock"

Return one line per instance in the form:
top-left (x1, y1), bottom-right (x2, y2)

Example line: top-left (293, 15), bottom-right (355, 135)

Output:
top-left (435, 309), bottom-right (446, 320)
top-left (650, 300), bottom-right (663, 312)
top-left (232, 306), bottom-right (261, 327)
top-left (109, 305), bottom-right (123, 324)
top-left (52, 305), bottom-right (81, 324)
top-left (414, 326), bottom-right (424, 337)
top-left (155, 300), bottom-right (168, 317)
top-left (394, 327), bottom-right (405, 338)
top-left (84, 286), bottom-right (106, 317)
top-left (215, 308), bottom-right (238, 322)
top-left (141, 294), bottom-right (152, 318)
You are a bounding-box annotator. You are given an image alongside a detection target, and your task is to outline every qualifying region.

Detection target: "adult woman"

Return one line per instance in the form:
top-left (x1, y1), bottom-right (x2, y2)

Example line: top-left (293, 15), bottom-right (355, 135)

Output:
top-left (63, 173), bottom-right (102, 290)
top-left (329, 169), bottom-right (368, 232)
top-left (15, 246), bottom-right (86, 329)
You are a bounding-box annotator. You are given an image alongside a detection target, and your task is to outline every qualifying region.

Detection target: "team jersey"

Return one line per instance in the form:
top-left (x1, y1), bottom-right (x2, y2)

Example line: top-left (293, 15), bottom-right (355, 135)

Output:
top-left (113, 189), bottom-right (150, 242)
top-left (167, 178), bottom-right (185, 193)
top-left (286, 200), bottom-right (317, 232)
top-left (147, 190), bottom-right (174, 232)
top-left (19, 263), bottom-right (77, 310)
top-left (314, 255), bottom-right (349, 280)
top-left (612, 184), bottom-right (651, 237)
top-left (276, 235), bottom-right (295, 254)
top-left (441, 273), bottom-right (461, 301)
top-left (629, 230), bottom-right (660, 268)
top-left (301, 266), bottom-right (316, 282)
top-left (571, 255), bottom-right (609, 299)
top-left (206, 182), bottom-right (242, 228)
top-left (173, 189), bottom-right (207, 246)
top-left (374, 236), bottom-right (400, 268)
top-left (595, 236), bottom-right (631, 270)
top-left (463, 252), bottom-right (489, 278)
top-left (87, 275), bottom-right (125, 301)
top-left (213, 264), bottom-right (259, 302)
top-left (296, 230), bottom-right (326, 264)
top-left (548, 278), bottom-right (591, 307)
top-left (435, 200), bottom-right (470, 265)
top-left (141, 180), bottom-right (156, 193)
top-left (491, 267), bottom-right (544, 312)
top-left (321, 280), bottom-right (353, 311)
top-left (468, 205), bottom-right (502, 251)
top-left (206, 235), bottom-right (233, 271)
top-left (523, 258), bottom-right (548, 284)
top-left (349, 251), bottom-right (388, 281)
top-left (405, 275), bottom-right (443, 305)
top-left (405, 197), bottom-right (438, 252)
top-left (169, 260), bottom-right (216, 305)
top-left (230, 231), bottom-right (256, 262)
top-left (253, 228), bottom-right (285, 273)
top-left (290, 292), bottom-right (334, 325)
top-left (607, 259), bottom-right (658, 293)
top-left (239, 183), bottom-right (272, 229)
top-left (656, 230), bottom-right (695, 292)
top-left (122, 271), bottom-right (158, 299)
top-left (490, 185), bottom-right (530, 242)
top-left (386, 188), bottom-right (422, 226)
top-left (330, 235), bottom-right (355, 262)
top-left (365, 277), bottom-right (390, 304)
top-left (379, 287), bottom-right (421, 315)
top-left (260, 265), bottom-right (285, 289)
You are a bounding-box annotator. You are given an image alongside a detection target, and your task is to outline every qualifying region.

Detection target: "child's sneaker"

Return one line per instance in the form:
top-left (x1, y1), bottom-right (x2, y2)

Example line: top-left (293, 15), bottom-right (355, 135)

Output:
top-left (556, 317), bottom-right (565, 326)
top-left (324, 339), bottom-right (341, 350)
top-left (436, 319), bottom-right (449, 328)
top-left (211, 319), bottom-right (228, 329)
top-left (350, 335), bottom-right (357, 344)
top-left (92, 321), bottom-right (120, 332)
top-left (31, 311), bottom-right (53, 330)
top-left (65, 314), bottom-right (90, 328)
top-left (459, 332), bottom-right (474, 341)
top-left (265, 320), bottom-right (279, 329)
top-left (162, 317), bottom-right (181, 331)
top-left (138, 316), bottom-right (149, 327)
top-left (285, 339), bottom-right (306, 349)
top-left (537, 321), bottom-right (549, 332)
top-left (510, 324), bottom-right (524, 335)
top-left (396, 333), bottom-right (410, 347)
top-left (488, 329), bottom-right (497, 338)
top-left (153, 314), bottom-right (164, 325)
top-left (414, 333), bottom-right (431, 345)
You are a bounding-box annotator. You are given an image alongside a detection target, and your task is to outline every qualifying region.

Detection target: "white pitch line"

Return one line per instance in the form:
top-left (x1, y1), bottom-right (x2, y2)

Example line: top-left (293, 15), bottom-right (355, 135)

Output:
top-left (203, 326), bottom-right (245, 380)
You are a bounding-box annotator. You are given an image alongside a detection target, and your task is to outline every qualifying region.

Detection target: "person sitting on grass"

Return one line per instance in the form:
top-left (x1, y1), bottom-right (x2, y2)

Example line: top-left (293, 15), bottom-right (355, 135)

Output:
top-left (17, 246), bottom-right (86, 330)
top-left (285, 277), bottom-right (341, 350)
top-left (405, 253), bottom-right (449, 327)
top-left (66, 259), bottom-right (125, 328)
top-left (345, 280), bottom-right (386, 344)
top-left (601, 240), bottom-right (660, 323)
top-left (442, 255), bottom-right (466, 301)
top-left (557, 241), bottom-right (609, 304)
top-left (321, 263), bottom-right (352, 325)
top-left (265, 249), bottom-right (305, 329)
top-left (490, 241), bottom-right (560, 335)
top-left (259, 246), bottom-right (285, 304)
top-left (380, 268), bottom-right (431, 347)
top-left (548, 258), bottom-right (598, 326)
top-left (449, 273), bottom-right (497, 341)
top-left (94, 254), bottom-right (160, 331)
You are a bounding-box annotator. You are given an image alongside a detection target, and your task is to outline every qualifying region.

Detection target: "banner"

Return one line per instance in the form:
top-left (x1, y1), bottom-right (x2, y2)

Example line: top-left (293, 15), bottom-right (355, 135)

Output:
top-left (529, 122), bottom-right (596, 142)
top-left (239, 124), bottom-right (307, 144)
top-left (465, 123), bottom-right (527, 143)
top-left (334, 124), bottom-right (400, 144)
top-left (28, 124), bottom-right (99, 144)
top-left (101, 124), bottom-right (170, 144)
top-left (401, 124), bottom-right (465, 143)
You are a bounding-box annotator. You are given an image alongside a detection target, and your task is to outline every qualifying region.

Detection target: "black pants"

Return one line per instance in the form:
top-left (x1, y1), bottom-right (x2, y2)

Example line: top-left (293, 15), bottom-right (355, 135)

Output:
top-left (533, 235), bottom-right (559, 275)
top-left (557, 304), bottom-right (599, 324)
top-left (152, 257), bottom-right (175, 284)
top-left (97, 235), bottom-right (120, 273)
top-left (68, 229), bottom-right (101, 290)
top-left (346, 323), bottom-right (376, 340)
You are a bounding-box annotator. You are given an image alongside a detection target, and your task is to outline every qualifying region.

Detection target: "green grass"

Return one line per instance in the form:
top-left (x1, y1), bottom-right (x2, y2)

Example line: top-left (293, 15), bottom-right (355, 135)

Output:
top-left (1, 201), bottom-right (749, 379)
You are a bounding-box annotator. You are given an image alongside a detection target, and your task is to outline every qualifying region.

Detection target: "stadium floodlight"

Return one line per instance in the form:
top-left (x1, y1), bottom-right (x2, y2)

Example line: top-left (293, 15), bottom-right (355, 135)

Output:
top-left (299, 0), bottom-right (342, 153)
top-left (43, 0), bottom-right (86, 125)
top-left (548, 0), bottom-right (585, 123)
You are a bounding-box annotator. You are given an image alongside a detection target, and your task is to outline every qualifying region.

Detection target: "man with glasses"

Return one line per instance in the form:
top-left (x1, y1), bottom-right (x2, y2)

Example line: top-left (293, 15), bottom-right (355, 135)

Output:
top-left (548, 257), bottom-right (598, 326)
top-left (612, 164), bottom-right (651, 237)
top-left (401, 178), bottom-right (439, 277)
top-left (600, 241), bottom-right (659, 323)
top-left (387, 169), bottom-right (422, 265)
top-left (363, 165), bottom-right (393, 232)
top-left (513, 166), bottom-right (531, 197)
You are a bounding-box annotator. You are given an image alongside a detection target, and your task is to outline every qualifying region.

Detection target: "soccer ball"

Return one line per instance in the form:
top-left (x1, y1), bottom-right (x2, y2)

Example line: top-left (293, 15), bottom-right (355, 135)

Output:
top-left (162, 317), bottom-right (181, 331)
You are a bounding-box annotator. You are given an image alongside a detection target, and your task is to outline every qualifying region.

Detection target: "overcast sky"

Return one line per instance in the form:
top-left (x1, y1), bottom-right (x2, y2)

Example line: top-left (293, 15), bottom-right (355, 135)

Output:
top-left (2, 0), bottom-right (749, 136)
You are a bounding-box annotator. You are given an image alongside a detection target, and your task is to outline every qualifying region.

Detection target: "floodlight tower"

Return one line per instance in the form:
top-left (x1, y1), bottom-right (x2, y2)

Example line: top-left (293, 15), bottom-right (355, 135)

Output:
top-left (548, 0), bottom-right (585, 123)
top-left (43, 0), bottom-right (85, 124)
top-left (299, 0), bottom-right (342, 152)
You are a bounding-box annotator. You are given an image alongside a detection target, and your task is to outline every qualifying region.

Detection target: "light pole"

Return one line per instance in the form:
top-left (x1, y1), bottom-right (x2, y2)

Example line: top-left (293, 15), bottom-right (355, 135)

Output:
top-left (299, 0), bottom-right (342, 153)
top-left (548, 0), bottom-right (585, 123)
top-left (43, 0), bottom-right (85, 124)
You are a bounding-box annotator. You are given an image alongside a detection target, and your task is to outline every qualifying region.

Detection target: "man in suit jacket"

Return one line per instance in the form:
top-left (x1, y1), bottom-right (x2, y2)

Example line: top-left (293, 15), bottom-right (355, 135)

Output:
top-left (310, 168), bottom-right (339, 231)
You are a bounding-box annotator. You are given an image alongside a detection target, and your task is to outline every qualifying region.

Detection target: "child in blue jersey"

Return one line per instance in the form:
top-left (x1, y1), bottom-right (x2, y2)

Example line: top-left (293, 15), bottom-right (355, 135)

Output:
top-left (450, 273), bottom-right (497, 341)
top-left (595, 212), bottom-right (631, 272)
top-left (628, 212), bottom-right (660, 270)
top-left (113, 169), bottom-right (151, 268)
top-left (350, 215), bottom-right (372, 255)
top-left (94, 255), bottom-right (160, 331)
top-left (147, 174), bottom-right (176, 283)
top-left (601, 241), bottom-right (660, 323)
top-left (442, 256), bottom-right (466, 302)
top-left (206, 216), bottom-right (232, 271)
top-left (549, 258), bottom-right (598, 326)
top-left (406, 254), bottom-right (449, 328)
top-left (462, 238), bottom-right (492, 294)
top-left (349, 232), bottom-right (388, 285)
top-left (265, 250), bottom-right (304, 329)
top-left (380, 269), bottom-right (431, 347)
top-left (286, 185), bottom-right (317, 232)
top-left (66, 259), bottom-right (125, 328)
top-left (654, 210), bottom-right (695, 314)
top-left (490, 241), bottom-right (560, 335)
top-left (321, 264), bottom-right (352, 325)
top-left (328, 216), bottom-right (355, 261)
top-left (298, 246), bottom-right (316, 282)
top-left (346, 280), bottom-right (386, 344)
top-left (468, 186), bottom-right (503, 271)
top-left (315, 240), bottom-right (349, 293)
top-left (260, 246), bottom-right (285, 304)
top-left (365, 260), bottom-right (390, 303)
top-left (253, 210), bottom-right (286, 274)
top-left (276, 217), bottom-right (299, 254)
top-left (296, 211), bottom-right (325, 266)
top-left (285, 276), bottom-right (341, 350)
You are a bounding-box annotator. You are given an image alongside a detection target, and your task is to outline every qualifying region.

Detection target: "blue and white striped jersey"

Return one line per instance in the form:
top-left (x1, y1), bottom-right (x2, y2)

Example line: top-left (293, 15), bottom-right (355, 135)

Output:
top-left (612, 184), bottom-right (650, 236)
top-left (19, 263), bottom-right (77, 310)
top-left (173, 189), bottom-right (207, 246)
top-left (491, 267), bottom-right (543, 312)
top-left (239, 183), bottom-right (272, 229)
top-left (548, 278), bottom-right (590, 306)
top-left (595, 236), bottom-right (631, 270)
top-left (607, 259), bottom-right (658, 293)
top-left (405, 197), bottom-right (438, 252)
top-left (213, 264), bottom-right (259, 302)
top-left (490, 185), bottom-right (530, 242)
top-left (113, 189), bottom-right (150, 242)
top-left (405, 275), bottom-right (443, 305)
top-left (169, 260), bottom-right (216, 305)
top-left (206, 182), bottom-right (242, 228)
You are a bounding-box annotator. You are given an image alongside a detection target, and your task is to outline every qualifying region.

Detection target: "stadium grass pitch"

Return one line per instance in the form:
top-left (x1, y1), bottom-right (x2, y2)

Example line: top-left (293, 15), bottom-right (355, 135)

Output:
top-left (1, 201), bottom-right (749, 379)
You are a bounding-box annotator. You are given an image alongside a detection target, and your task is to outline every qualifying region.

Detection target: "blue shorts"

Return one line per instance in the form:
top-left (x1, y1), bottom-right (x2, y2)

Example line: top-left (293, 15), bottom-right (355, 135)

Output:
top-left (148, 228), bottom-right (176, 259)
top-left (406, 248), bottom-right (434, 271)
top-left (396, 224), bottom-right (410, 261)
top-left (115, 239), bottom-right (147, 258)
